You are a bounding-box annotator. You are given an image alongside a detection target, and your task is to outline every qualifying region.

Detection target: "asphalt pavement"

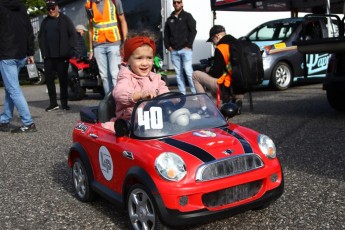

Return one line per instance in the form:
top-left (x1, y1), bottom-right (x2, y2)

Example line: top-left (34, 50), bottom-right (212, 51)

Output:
top-left (0, 82), bottom-right (344, 229)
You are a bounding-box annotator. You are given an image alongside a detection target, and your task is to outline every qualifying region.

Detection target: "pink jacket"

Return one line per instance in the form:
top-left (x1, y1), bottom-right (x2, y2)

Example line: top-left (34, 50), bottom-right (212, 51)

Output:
top-left (113, 65), bottom-right (169, 120)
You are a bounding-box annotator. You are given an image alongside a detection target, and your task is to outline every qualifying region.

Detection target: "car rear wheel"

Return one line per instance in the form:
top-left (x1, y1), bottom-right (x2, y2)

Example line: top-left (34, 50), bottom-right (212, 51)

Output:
top-left (72, 159), bottom-right (95, 202)
top-left (68, 72), bottom-right (86, 101)
top-left (326, 88), bottom-right (345, 112)
top-left (270, 62), bottom-right (292, 90)
top-left (127, 184), bottom-right (167, 230)
top-left (30, 69), bottom-right (45, 85)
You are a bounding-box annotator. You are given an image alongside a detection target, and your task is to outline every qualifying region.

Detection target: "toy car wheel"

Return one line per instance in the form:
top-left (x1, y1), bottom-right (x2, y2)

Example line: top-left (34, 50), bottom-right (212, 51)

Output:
top-left (127, 184), bottom-right (166, 230)
top-left (270, 62), bottom-right (292, 90)
top-left (72, 159), bottom-right (95, 202)
top-left (30, 69), bottom-right (45, 85)
top-left (68, 77), bottom-right (86, 101)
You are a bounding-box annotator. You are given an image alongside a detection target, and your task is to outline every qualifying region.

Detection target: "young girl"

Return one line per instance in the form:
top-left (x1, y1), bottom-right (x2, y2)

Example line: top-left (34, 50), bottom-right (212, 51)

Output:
top-left (102, 32), bottom-right (169, 131)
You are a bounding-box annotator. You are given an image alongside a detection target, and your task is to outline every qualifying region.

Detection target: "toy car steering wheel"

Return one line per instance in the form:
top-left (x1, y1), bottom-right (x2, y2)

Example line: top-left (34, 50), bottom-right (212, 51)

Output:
top-left (169, 108), bottom-right (190, 126)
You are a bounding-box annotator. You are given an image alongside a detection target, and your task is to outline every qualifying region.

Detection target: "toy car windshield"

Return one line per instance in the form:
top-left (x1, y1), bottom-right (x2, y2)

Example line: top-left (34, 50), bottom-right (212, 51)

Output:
top-left (131, 93), bottom-right (227, 138)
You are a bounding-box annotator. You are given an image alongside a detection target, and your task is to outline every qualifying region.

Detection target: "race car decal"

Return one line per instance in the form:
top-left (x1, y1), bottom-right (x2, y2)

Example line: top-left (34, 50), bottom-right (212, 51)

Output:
top-left (222, 128), bottom-right (253, 153)
top-left (193, 130), bottom-right (216, 137)
top-left (99, 146), bottom-right (113, 181)
top-left (274, 42), bottom-right (287, 49)
top-left (160, 138), bottom-right (216, 162)
top-left (75, 123), bottom-right (89, 132)
top-left (137, 107), bottom-right (163, 130)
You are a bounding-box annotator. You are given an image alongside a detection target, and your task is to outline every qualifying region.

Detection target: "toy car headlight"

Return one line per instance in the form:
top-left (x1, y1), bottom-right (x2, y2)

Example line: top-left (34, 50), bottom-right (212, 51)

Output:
top-left (155, 152), bottom-right (186, 181)
top-left (258, 134), bottom-right (276, 159)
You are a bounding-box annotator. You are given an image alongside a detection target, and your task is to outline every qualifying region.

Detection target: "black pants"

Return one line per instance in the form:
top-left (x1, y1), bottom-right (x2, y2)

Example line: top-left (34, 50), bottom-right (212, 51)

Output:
top-left (44, 58), bottom-right (69, 107)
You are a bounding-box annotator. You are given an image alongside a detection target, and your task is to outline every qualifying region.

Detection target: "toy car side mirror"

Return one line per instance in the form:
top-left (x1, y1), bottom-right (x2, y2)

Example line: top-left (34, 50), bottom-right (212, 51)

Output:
top-left (115, 119), bottom-right (130, 137)
top-left (220, 103), bottom-right (238, 120)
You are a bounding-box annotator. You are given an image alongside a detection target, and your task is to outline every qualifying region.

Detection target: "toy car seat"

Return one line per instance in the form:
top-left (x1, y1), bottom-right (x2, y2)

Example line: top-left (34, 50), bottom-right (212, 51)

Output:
top-left (98, 91), bottom-right (116, 123)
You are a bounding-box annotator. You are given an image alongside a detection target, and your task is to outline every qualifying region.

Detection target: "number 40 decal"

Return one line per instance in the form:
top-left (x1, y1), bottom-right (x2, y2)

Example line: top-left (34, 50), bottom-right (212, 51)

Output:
top-left (138, 107), bottom-right (163, 129)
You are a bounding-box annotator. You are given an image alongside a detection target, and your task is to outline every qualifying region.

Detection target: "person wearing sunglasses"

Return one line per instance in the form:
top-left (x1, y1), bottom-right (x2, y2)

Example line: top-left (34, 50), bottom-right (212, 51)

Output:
top-left (38, 0), bottom-right (77, 112)
top-left (164, 0), bottom-right (197, 95)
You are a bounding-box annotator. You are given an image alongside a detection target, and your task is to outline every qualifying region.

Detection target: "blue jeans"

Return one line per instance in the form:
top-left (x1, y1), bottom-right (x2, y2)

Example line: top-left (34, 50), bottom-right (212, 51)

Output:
top-left (94, 44), bottom-right (121, 94)
top-left (171, 49), bottom-right (196, 94)
top-left (0, 58), bottom-right (33, 126)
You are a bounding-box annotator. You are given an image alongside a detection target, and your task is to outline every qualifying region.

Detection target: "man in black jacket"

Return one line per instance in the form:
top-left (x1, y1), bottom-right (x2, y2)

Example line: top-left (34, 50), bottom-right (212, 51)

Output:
top-left (0, 0), bottom-right (37, 133)
top-left (164, 0), bottom-right (197, 95)
top-left (39, 0), bottom-right (77, 111)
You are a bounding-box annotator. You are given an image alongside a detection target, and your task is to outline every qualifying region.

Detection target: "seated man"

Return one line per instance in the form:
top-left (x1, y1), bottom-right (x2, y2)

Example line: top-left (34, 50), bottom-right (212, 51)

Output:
top-left (192, 25), bottom-right (245, 113)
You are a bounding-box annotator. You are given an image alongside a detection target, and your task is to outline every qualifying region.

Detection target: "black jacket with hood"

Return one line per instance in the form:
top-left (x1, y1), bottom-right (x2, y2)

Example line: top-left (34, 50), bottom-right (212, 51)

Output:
top-left (0, 0), bottom-right (34, 60)
top-left (164, 10), bottom-right (197, 51)
top-left (38, 13), bottom-right (77, 59)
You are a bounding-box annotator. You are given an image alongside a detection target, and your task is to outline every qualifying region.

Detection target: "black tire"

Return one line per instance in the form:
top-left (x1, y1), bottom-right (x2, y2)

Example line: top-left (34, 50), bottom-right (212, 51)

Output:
top-left (326, 88), bottom-right (345, 112)
top-left (30, 69), bottom-right (45, 85)
top-left (68, 72), bottom-right (86, 101)
top-left (161, 74), bottom-right (169, 86)
top-left (98, 86), bottom-right (105, 98)
top-left (127, 184), bottom-right (168, 230)
top-left (72, 158), bottom-right (95, 202)
top-left (270, 62), bottom-right (292, 90)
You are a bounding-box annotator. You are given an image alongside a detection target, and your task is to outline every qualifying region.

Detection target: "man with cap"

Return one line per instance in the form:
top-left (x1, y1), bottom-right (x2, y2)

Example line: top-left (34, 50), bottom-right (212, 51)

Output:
top-left (192, 25), bottom-right (244, 113)
top-left (38, 0), bottom-right (77, 111)
top-left (75, 25), bottom-right (88, 58)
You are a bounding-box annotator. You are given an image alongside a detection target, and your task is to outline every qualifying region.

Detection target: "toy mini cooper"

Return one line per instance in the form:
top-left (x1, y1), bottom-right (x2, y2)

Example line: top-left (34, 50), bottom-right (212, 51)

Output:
top-left (68, 92), bottom-right (284, 229)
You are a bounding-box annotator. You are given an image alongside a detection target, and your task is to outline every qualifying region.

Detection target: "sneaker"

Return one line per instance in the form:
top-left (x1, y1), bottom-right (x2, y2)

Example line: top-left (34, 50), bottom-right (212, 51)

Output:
top-left (62, 106), bottom-right (70, 111)
top-left (11, 123), bottom-right (37, 133)
top-left (0, 122), bottom-right (11, 132)
top-left (45, 105), bottom-right (59, 112)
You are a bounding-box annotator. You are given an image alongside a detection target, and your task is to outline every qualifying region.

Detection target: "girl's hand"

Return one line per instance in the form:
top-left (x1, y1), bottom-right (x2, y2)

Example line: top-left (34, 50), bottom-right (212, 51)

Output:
top-left (141, 90), bottom-right (155, 99)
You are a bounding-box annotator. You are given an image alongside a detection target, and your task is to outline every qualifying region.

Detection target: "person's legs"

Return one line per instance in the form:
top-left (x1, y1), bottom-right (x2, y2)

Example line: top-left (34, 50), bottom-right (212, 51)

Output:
top-left (0, 59), bottom-right (34, 126)
top-left (192, 70), bottom-right (218, 98)
top-left (181, 49), bottom-right (196, 94)
top-left (44, 58), bottom-right (59, 109)
top-left (94, 45), bottom-right (110, 94)
top-left (171, 50), bottom-right (186, 94)
top-left (107, 45), bottom-right (121, 88)
top-left (56, 58), bottom-right (70, 109)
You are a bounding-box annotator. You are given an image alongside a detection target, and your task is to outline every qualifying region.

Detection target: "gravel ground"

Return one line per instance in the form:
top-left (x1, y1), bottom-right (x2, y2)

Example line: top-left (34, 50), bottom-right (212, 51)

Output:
top-left (0, 82), bottom-right (344, 230)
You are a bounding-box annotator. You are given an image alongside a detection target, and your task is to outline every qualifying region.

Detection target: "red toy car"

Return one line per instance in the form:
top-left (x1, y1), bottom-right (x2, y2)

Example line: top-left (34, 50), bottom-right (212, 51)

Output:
top-left (68, 92), bottom-right (284, 229)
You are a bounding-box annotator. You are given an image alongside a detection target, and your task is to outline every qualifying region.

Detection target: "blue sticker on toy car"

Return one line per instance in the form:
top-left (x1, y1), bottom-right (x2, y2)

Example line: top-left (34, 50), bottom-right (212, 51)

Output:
top-left (193, 130), bottom-right (216, 137)
top-left (75, 123), bottom-right (88, 132)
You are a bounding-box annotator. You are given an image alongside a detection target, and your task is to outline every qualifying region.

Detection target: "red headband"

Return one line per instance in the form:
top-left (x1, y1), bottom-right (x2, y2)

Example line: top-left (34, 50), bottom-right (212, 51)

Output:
top-left (124, 36), bottom-right (156, 62)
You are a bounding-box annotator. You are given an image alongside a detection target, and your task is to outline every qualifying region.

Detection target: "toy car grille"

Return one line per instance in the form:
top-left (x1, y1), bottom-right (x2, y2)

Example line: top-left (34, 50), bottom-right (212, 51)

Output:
top-left (202, 180), bottom-right (262, 208)
top-left (195, 154), bottom-right (264, 181)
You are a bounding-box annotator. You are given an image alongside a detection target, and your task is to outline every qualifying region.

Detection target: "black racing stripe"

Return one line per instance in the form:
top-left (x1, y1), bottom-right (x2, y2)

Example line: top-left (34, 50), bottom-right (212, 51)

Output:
top-left (160, 138), bottom-right (216, 162)
top-left (222, 128), bottom-right (253, 153)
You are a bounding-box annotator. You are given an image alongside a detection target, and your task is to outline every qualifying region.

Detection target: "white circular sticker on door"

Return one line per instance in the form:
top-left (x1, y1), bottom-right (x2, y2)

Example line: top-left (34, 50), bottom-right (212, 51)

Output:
top-left (99, 146), bottom-right (113, 181)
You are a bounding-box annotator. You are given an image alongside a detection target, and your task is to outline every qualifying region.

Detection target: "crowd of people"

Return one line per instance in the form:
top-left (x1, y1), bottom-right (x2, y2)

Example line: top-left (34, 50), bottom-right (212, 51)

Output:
top-left (0, 0), bottom-right (246, 133)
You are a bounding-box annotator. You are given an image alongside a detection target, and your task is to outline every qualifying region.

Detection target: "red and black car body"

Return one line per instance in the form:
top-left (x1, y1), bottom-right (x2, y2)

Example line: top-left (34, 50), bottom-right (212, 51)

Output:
top-left (68, 92), bottom-right (284, 229)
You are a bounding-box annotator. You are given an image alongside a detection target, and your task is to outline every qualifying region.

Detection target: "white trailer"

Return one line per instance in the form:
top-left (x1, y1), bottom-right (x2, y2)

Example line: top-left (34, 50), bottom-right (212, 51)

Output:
top-left (160, 0), bottom-right (214, 69)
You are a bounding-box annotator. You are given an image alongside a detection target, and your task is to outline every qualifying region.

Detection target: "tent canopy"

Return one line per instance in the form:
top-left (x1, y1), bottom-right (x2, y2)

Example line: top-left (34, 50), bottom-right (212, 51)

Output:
top-left (210, 0), bottom-right (345, 14)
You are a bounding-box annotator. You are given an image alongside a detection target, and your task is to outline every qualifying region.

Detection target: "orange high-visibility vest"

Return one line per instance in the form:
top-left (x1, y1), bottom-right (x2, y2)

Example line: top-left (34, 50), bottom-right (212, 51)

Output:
top-left (86, 0), bottom-right (121, 43)
top-left (216, 43), bottom-right (232, 87)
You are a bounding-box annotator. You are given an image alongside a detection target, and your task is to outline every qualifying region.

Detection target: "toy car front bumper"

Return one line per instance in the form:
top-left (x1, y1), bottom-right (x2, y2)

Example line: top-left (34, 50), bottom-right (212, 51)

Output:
top-left (154, 178), bottom-right (284, 227)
